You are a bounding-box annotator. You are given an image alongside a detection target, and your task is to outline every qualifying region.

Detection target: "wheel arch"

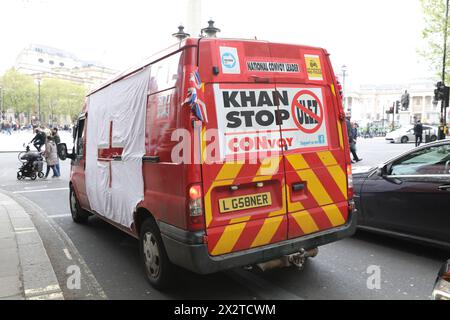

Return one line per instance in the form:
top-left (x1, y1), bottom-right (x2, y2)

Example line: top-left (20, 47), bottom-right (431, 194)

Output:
top-left (134, 207), bottom-right (158, 238)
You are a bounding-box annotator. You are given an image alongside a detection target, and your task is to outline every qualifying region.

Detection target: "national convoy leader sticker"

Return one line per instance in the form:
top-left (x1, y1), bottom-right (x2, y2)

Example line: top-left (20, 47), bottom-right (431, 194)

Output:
top-left (213, 84), bottom-right (329, 158)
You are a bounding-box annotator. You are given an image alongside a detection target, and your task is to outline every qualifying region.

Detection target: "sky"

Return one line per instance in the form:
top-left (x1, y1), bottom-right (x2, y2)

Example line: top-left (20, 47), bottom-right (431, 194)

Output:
top-left (0, 0), bottom-right (434, 89)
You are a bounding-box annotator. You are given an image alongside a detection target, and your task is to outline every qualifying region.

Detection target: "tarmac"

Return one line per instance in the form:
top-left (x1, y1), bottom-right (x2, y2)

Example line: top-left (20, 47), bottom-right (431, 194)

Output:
top-left (0, 190), bottom-right (63, 300)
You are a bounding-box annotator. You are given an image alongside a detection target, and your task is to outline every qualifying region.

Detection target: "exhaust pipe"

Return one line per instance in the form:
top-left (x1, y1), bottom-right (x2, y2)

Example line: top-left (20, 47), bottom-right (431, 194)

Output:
top-left (255, 248), bottom-right (319, 272)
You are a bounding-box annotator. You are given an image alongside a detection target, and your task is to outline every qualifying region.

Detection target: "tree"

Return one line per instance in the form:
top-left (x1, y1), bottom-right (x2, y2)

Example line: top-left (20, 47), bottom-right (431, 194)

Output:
top-left (420, 0), bottom-right (450, 83)
top-left (0, 69), bottom-right (37, 118)
top-left (40, 78), bottom-right (86, 125)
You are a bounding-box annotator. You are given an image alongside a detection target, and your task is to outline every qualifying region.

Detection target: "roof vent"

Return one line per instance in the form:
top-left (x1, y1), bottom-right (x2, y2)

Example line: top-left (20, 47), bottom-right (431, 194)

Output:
top-left (172, 25), bottom-right (190, 41)
top-left (201, 19), bottom-right (220, 38)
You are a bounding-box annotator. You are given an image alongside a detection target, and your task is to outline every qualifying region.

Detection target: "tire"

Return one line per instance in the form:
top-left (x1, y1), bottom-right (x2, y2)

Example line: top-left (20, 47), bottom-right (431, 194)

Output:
top-left (140, 219), bottom-right (174, 290)
top-left (18, 151), bottom-right (27, 162)
top-left (430, 135), bottom-right (437, 142)
top-left (69, 186), bottom-right (90, 223)
top-left (38, 172), bottom-right (44, 179)
top-left (400, 136), bottom-right (409, 144)
top-left (30, 172), bottom-right (37, 180)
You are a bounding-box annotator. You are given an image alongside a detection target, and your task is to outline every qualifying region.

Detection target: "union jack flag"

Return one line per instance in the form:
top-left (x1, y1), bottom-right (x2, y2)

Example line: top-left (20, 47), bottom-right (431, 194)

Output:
top-left (185, 69), bottom-right (208, 123)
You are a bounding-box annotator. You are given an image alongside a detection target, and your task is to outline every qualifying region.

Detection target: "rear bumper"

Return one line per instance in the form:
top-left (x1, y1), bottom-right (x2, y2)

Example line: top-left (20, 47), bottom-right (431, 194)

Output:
top-left (159, 210), bottom-right (357, 274)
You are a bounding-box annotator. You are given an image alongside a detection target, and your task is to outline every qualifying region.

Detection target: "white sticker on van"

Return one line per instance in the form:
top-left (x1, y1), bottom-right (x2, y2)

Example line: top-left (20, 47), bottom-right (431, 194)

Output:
top-left (213, 84), bottom-right (328, 158)
top-left (220, 47), bottom-right (241, 74)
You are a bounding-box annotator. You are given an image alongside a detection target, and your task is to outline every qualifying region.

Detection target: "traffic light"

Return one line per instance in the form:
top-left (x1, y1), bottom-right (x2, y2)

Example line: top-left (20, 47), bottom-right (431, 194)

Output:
top-left (395, 101), bottom-right (400, 113)
top-left (434, 81), bottom-right (450, 107)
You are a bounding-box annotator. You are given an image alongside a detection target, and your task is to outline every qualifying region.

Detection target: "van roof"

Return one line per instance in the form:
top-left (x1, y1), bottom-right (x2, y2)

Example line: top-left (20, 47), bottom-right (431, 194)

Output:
top-left (87, 37), bottom-right (326, 96)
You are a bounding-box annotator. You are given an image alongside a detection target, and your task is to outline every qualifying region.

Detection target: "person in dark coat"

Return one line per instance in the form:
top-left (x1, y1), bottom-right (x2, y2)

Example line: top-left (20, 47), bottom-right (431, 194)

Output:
top-left (414, 120), bottom-right (423, 147)
top-left (30, 129), bottom-right (46, 152)
top-left (346, 114), bottom-right (362, 163)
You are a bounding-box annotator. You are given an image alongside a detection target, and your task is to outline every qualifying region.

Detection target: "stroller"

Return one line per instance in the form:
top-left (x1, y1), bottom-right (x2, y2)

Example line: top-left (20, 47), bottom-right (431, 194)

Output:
top-left (17, 144), bottom-right (45, 180)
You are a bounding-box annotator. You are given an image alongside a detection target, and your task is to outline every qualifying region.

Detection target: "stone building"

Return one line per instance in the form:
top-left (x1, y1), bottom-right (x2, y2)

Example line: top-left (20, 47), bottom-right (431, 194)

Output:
top-left (344, 78), bottom-right (445, 127)
top-left (15, 44), bottom-right (118, 89)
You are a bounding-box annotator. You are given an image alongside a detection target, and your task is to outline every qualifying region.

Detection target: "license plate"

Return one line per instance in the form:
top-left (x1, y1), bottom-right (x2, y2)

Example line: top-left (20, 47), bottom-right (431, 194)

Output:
top-left (219, 192), bottom-right (272, 213)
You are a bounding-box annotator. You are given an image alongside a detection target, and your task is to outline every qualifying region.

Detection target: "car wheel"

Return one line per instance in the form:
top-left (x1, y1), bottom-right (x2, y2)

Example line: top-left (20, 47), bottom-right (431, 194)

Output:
top-left (140, 219), bottom-right (174, 290)
top-left (69, 186), bottom-right (90, 223)
top-left (430, 135), bottom-right (437, 142)
top-left (401, 136), bottom-right (409, 144)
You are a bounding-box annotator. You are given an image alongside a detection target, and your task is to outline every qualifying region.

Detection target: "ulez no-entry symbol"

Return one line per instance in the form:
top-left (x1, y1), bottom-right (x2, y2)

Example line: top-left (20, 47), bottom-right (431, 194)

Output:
top-left (291, 90), bottom-right (324, 134)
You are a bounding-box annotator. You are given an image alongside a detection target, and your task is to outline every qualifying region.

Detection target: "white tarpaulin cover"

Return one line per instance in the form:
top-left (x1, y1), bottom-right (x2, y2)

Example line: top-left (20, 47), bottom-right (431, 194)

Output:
top-left (85, 67), bottom-right (151, 228)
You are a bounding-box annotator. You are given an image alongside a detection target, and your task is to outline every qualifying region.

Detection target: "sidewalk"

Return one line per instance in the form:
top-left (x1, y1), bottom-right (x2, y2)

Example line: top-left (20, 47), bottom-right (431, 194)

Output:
top-left (0, 191), bottom-right (63, 300)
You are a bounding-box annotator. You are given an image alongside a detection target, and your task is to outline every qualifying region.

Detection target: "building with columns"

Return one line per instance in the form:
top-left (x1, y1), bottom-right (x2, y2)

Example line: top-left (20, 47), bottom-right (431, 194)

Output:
top-left (15, 44), bottom-right (118, 89)
top-left (344, 78), bottom-right (444, 127)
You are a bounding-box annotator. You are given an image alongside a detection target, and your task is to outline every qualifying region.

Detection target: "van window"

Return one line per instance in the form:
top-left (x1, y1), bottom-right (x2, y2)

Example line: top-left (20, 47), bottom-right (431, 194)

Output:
top-left (149, 51), bottom-right (182, 94)
top-left (76, 118), bottom-right (85, 156)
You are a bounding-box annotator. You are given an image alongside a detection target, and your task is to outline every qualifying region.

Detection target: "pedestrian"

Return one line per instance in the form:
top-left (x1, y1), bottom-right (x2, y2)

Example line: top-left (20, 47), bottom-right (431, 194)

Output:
top-left (43, 136), bottom-right (60, 178)
top-left (52, 128), bottom-right (61, 176)
top-left (30, 128), bottom-right (46, 152)
top-left (414, 120), bottom-right (423, 147)
top-left (52, 127), bottom-right (61, 144)
top-left (346, 114), bottom-right (362, 163)
top-left (5, 122), bottom-right (12, 135)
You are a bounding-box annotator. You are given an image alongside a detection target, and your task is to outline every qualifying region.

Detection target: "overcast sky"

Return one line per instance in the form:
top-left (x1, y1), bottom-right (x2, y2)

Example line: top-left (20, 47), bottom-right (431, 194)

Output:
top-left (0, 0), bottom-right (433, 89)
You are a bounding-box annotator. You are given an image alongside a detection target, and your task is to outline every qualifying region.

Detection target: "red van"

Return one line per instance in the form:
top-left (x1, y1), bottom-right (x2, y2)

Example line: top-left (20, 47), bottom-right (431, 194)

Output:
top-left (62, 37), bottom-right (357, 289)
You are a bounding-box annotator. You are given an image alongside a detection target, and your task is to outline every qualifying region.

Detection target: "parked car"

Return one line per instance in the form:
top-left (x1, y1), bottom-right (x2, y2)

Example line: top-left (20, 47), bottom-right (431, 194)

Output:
top-left (385, 125), bottom-right (438, 144)
top-left (432, 259), bottom-right (450, 300)
top-left (353, 139), bottom-right (450, 248)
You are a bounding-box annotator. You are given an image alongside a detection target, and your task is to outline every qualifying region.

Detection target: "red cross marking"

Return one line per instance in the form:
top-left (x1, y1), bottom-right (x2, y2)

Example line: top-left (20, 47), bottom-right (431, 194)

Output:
top-left (97, 121), bottom-right (124, 188)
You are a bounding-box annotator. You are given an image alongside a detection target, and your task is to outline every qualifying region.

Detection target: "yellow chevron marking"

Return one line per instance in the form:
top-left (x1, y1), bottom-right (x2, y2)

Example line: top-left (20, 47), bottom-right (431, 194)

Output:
top-left (322, 204), bottom-right (346, 227)
top-left (269, 182), bottom-right (287, 217)
top-left (296, 169), bottom-right (332, 206)
top-left (327, 165), bottom-right (347, 199)
top-left (330, 84), bottom-right (336, 97)
top-left (251, 216), bottom-right (284, 248)
top-left (287, 185), bottom-right (305, 212)
top-left (216, 162), bottom-right (245, 181)
top-left (316, 151), bottom-right (347, 199)
top-left (204, 179), bottom-right (231, 227)
top-left (229, 216), bottom-right (251, 224)
top-left (211, 223), bottom-right (247, 256)
top-left (201, 126), bottom-right (207, 163)
top-left (253, 156), bottom-right (281, 180)
top-left (292, 210), bottom-right (319, 235)
top-left (317, 151), bottom-right (338, 166)
top-left (286, 154), bottom-right (309, 170)
top-left (337, 120), bottom-right (344, 149)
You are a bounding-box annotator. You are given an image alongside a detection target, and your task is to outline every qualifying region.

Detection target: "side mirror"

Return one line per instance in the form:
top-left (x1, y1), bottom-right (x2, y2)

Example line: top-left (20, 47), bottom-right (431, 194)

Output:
top-left (57, 143), bottom-right (75, 160)
top-left (432, 260), bottom-right (450, 300)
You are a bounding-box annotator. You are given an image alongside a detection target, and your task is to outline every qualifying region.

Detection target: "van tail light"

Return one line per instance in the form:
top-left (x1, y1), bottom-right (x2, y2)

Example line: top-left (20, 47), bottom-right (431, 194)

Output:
top-left (187, 184), bottom-right (205, 231)
top-left (347, 164), bottom-right (354, 199)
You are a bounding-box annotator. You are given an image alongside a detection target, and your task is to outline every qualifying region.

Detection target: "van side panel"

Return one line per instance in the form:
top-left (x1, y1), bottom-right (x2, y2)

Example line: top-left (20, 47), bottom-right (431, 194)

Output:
top-left (140, 47), bottom-right (201, 230)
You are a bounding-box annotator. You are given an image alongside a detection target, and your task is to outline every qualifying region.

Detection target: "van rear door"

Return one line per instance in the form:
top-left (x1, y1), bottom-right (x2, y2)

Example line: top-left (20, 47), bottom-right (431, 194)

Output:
top-left (198, 39), bottom-right (288, 256)
top-left (267, 44), bottom-right (350, 240)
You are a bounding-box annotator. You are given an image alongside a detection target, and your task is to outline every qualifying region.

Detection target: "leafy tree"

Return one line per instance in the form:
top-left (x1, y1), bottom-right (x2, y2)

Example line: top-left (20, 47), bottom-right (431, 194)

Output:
top-left (420, 0), bottom-right (450, 83)
top-left (40, 78), bottom-right (86, 125)
top-left (0, 69), bottom-right (36, 116)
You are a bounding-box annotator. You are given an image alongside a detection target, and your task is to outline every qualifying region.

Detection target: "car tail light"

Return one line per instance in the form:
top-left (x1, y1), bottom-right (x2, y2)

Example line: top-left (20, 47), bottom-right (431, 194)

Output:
top-left (187, 185), bottom-right (205, 231)
top-left (347, 164), bottom-right (354, 199)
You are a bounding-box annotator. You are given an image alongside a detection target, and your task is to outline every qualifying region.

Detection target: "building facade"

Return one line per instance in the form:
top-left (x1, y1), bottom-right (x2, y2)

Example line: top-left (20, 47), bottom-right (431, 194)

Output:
top-left (15, 44), bottom-right (118, 89)
top-left (344, 78), bottom-right (446, 127)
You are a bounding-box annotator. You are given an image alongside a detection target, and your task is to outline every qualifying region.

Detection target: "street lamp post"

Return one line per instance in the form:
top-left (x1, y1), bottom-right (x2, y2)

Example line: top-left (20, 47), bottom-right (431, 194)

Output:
top-left (0, 86), bottom-right (3, 121)
top-left (440, 0), bottom-right (449, 139)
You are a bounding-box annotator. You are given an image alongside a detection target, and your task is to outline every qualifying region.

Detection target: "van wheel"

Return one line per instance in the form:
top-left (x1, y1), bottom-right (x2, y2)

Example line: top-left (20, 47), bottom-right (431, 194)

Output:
top-left (401, 136), bottom-right (409, 144)
top-left (140, 219), bottom-right (174, 290)
top-left (69, 187), bottom-right (90, 223)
